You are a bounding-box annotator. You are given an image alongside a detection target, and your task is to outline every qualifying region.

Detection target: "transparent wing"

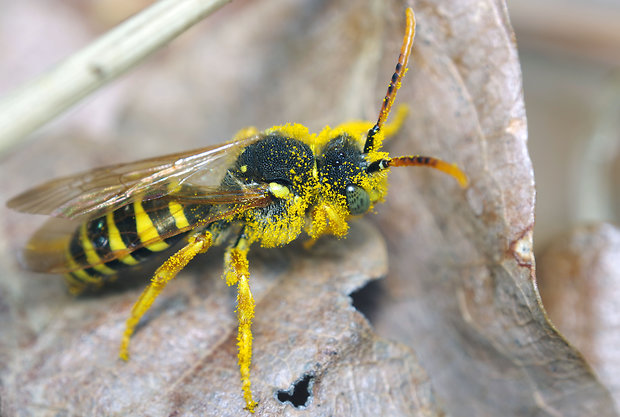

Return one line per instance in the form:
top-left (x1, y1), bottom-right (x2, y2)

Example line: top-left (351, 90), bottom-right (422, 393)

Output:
top-left (21, 194), bottom-right (271, 274)
top-left (7, 134), bottom-right (264, 220)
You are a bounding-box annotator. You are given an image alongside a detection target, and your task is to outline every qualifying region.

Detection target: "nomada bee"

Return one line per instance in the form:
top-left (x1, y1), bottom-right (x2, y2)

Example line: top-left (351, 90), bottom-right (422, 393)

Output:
top-left (8, 7), bottom-right (466, 413)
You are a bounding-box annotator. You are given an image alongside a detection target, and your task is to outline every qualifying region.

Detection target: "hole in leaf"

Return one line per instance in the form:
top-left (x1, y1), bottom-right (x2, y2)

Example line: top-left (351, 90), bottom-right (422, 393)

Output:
top-left (276, 373), bottom-right (314, 409)
top-left (349, 278), bottom-right (384, 324)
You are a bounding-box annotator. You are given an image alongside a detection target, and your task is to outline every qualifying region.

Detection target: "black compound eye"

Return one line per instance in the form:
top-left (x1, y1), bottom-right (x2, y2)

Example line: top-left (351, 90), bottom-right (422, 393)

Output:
top-left (345, 184), bottom-right (370, 215)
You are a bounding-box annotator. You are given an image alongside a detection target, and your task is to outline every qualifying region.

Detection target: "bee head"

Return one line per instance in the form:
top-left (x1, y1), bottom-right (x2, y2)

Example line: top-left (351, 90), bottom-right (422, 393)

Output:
top-left (315, 133), bottom-right (386, 217)
top-left (305, 7), bottom-right (466, 239)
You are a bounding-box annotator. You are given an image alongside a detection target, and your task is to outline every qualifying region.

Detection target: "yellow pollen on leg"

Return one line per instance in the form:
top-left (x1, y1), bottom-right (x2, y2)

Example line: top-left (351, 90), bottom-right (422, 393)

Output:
top-left (237, 271), bottom-right (257, 412)
top-left (119, 232), bottom-right (211, 361)
top-left (223, 244), bottom-right (258, 412)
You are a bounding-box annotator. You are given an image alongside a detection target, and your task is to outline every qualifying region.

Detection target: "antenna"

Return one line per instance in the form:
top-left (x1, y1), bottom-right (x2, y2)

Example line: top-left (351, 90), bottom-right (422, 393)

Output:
top-left (363, 7), bottom-right (415, 154)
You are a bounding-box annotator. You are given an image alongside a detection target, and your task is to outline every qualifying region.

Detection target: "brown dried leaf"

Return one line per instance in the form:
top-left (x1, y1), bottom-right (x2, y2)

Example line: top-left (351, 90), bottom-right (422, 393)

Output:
top-left (370, 0), bottom-right (617, 416)
top-left (2, 221), bottom-right (443, 416)
top-left (0, 0), bottom-right (617, 416)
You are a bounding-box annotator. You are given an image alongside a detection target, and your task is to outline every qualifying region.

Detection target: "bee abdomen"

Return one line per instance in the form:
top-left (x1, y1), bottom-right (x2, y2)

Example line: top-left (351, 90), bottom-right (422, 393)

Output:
top-left (64, 199), bottom-right (210, 293)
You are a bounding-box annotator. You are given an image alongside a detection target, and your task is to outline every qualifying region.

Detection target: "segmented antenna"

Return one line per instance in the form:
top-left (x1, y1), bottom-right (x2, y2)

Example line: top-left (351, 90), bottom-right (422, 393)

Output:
top-left (363, 7), bottom-right (415, 154)
top-left (389, 155), bottom-right (468, 187)
top-left (365, 154), bottom-right (468, 187)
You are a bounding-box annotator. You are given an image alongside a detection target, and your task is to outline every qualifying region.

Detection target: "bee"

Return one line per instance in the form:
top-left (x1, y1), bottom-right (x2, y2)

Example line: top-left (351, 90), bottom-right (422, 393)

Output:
top-left (7, 7), bottom-right (466, 413)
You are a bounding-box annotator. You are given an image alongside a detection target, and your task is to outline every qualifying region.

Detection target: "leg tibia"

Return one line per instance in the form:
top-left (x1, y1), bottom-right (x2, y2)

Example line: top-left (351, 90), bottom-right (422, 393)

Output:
top-left (223, 237), bottom-right (258, 412)
top-left (237, 270), bottom-right (257, 412)
top-left (119, 232), bottom-right (212, 360)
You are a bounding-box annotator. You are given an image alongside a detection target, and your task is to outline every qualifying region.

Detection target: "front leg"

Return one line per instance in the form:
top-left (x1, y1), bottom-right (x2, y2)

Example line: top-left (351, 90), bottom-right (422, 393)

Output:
top-left (223, 230), bottom-right (258, 413)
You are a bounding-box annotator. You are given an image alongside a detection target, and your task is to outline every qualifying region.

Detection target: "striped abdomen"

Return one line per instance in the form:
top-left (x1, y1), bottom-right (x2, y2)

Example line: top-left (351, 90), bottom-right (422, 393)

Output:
top-left (64, 198), bottom-right (210, 293)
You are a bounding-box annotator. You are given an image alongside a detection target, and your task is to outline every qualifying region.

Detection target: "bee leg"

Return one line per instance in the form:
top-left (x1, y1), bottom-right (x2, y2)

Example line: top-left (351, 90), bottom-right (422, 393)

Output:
top-left (381, 104), bottom-right (409, 139)
top-left (232, 126), bottom-right (260, 140)
top-left (119, 231), bottom-right (213, 360)
top-left (302, 238), bottom-right (318, 250)
top-left (223, 231), bottom-right (258, 413)
top-left (306, 203), bottom-right (349, 243)
top-left (326, 104), bottom-right (409, 150)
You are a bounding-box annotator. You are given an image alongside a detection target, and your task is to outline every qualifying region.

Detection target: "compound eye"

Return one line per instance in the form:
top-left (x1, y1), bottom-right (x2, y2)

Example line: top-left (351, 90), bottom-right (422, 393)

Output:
top-left (345, 184), bottom-right (370, 215)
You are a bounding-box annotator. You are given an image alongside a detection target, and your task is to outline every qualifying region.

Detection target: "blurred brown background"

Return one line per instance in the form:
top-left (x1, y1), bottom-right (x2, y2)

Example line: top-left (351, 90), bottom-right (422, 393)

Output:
top-left (509, 0), bottom-right (620, 246)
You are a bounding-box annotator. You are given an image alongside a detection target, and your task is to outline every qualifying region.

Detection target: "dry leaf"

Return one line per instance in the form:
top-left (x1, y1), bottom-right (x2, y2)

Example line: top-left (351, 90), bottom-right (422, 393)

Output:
top-left (0, 0), bottom-right (617, 416)
top-left (370, 1), bottom-right (617, 416)
top-left (2, 221), bottom-right (444, 416)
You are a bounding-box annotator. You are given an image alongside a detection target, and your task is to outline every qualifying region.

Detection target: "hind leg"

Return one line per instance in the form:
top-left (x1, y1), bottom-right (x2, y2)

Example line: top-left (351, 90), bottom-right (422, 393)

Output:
top-left (119, 231), bottom-right (212, 360)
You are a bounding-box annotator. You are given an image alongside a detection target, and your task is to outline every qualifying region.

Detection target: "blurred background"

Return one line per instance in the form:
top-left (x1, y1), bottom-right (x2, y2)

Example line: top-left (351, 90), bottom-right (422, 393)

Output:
top-left (0, 0), bottom-right (619, 411)
top-left (509, 0), bottom-right (620, 246)
top-left (508, 0), bottom-right (620, 406)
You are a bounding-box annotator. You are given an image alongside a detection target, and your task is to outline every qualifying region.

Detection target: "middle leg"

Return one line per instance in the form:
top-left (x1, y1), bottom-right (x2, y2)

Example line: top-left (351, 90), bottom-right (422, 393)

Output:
top-left (223, 229), bottom-right (258, 412)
